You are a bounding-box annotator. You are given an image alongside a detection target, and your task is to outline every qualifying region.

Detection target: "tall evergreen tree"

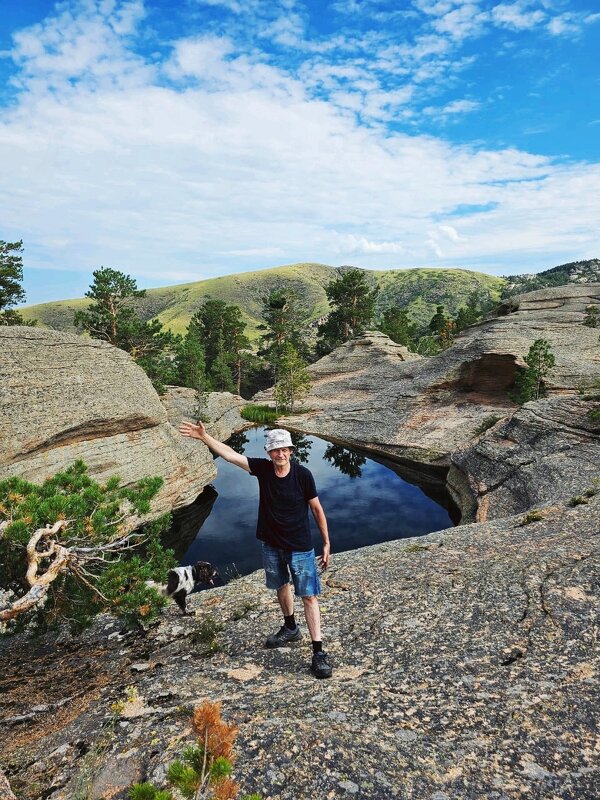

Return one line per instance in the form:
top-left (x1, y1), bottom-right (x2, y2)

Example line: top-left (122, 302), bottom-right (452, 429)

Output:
top-left (0, 239), bottom-right (34, 326)
top-left (74, 267), bottom-right (145, 344)
top-left (512, 338), bottom-right (556, 402)
top-left (378, 306), bottom-right (418, 348)
top-left (176, 317), bottom-right (208, 390)
top-left (454, 289), bottom-right (493, 332)
top-left (191, 299), bottom-right (250, 395)
top-left (75, 267), bottom-right (178, 392)
top-left (258, 289), bottom-right (305, 384)
top-left (428, 304), bottom-right (448, 334)
top-left (316, 268), bottom-right (378, 355)
top-left (273, 342), bottom-right (311, 413)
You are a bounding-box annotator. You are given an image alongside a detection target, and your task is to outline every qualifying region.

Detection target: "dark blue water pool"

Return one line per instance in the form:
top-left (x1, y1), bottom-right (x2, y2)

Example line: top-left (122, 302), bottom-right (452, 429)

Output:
top-left (172, 427), bottom-right (456, 581)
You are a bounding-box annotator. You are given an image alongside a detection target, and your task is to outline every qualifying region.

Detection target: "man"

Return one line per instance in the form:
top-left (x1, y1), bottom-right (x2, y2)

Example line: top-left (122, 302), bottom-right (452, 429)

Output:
top-left (179, 422), bottom-right (333, 679)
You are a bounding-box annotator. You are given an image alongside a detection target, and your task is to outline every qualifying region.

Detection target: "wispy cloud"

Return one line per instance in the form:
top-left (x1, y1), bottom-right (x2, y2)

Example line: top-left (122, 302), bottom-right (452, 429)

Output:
top-left (491, 2), bottom-right (546, 31)
top-left (334, 235), bottom-right (405, 256)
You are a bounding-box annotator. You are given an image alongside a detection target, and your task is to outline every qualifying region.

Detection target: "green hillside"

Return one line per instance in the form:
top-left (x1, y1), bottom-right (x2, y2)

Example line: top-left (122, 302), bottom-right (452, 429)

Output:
top-left (501, 258), bottom-right (600, 298)
top-left (21, 262), bottom-right (506, 340)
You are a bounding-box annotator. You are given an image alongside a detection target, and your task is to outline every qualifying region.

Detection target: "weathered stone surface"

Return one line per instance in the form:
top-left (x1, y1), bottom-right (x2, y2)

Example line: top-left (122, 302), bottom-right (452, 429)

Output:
top-left (1, 496), bottom-right (598, 799)
top-left (260, 286), bottom-right (600, 469)
top-left (0, 327), bottom-right (243, 517)
top-left (451, 396), bottom-right (600, 520)
top-left (160, 386), bottom-right (248, 443)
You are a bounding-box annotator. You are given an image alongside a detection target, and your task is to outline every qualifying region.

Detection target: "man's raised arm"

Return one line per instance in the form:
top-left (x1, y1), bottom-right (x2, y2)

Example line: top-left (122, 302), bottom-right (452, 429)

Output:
top-left (179, 421), bottom-right (251, 473)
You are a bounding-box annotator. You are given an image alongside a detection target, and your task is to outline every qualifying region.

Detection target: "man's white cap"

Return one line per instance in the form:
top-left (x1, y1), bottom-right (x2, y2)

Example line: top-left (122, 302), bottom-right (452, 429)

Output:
top-left (264, 428), bottom-right (295, 452)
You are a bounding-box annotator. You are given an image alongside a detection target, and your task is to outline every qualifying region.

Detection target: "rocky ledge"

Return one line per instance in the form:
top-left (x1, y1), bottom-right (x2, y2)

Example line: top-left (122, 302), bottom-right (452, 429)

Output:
top-left (1, 494), bottom-right (598, 799)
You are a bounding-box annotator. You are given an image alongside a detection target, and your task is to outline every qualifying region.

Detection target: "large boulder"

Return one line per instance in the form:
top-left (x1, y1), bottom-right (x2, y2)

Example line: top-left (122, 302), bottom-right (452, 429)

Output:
top-left (450, 396), bottom-right (600, 521)
top-left (160, 386), bottom-right (248, 443)
top-left (0, 327), bottom-right (243, 517)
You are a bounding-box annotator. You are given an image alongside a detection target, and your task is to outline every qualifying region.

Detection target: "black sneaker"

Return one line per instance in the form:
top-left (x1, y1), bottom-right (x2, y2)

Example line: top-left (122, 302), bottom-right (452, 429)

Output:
top-left (264, 624), bottom-right (302, 648)
top-left (311, 651), bottom-right (333, 679)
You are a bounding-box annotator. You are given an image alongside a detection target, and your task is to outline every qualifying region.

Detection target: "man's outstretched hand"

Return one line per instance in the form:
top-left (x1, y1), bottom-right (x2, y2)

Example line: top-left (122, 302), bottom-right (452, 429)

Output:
top-left (179, 421), bottom-right (206, 440)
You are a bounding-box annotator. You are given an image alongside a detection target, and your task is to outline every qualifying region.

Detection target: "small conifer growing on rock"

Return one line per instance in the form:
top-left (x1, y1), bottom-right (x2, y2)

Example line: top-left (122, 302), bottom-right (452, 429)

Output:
top-left (511, 338), bottom-right (556, 403)
top-left (129, 701), bottom-right (261, 800)
top-left (0, 461), bottom-right (175, 631)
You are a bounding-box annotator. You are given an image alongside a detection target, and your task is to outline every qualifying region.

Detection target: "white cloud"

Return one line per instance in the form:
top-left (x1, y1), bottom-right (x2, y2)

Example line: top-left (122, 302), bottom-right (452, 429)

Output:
top-left (441, 98), bottom-right (480, 113)
top-left (439, 224), bottom-right (467, 242)
top-left (10, 0), bottom-right (151, 92)
top-left (259, 13), bottom-right (306, 47)
top-left (414, 0), bottom-right (461, 17)
top-left (491, 2), bottom-right (546, 31)
top-left (334, 235), bottom-right (405, 255)
top-left (433, 3), bottom-right (489, 41)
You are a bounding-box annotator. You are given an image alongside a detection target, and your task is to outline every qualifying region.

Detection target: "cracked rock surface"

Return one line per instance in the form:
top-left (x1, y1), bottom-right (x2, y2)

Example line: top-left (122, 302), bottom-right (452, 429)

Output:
top-left (451, 396), bottom-right (600, 520)
top-left (1, 497), bottom-right (598, 799)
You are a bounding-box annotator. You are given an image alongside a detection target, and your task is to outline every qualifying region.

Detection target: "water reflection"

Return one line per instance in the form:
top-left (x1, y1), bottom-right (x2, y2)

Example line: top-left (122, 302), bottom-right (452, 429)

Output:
top-left (168, 427), bottom-right (456, 580)
top-left (289, 431), bottom-right (312, 463)
top-left (226, 430), bottom-right (249, 454)
top-left (323, 444), bottom-right (367, 479)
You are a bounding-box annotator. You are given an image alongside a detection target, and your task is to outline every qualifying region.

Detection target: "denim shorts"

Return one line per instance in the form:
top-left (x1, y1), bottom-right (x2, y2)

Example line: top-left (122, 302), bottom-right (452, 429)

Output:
top-left (262, 543), bottom-right (321, 597)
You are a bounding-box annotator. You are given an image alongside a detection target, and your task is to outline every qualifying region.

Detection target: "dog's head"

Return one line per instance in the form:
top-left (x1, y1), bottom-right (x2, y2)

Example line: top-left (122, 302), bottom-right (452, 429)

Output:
top-left (192, 561), bottom-right (219, 586)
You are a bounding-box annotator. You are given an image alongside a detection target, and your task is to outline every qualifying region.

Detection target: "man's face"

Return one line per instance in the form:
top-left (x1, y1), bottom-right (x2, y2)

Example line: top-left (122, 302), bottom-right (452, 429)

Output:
top-left (268, 446), bottom-right (292, 467)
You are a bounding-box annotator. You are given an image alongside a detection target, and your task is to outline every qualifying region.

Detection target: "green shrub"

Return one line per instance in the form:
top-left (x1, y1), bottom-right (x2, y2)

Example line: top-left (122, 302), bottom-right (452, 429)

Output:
top-left (129, 783), bottom-right (172, 800)
top-left (520, 510), bottom-right (545, 525)
top-left (241, 404), bottom-right (278, 424)
top-left (190, 617), bottom-right (222, 654)
top-left (568, 495), bottom-right (588, 507)
top-left (167, 762), bottom-right (199, 799)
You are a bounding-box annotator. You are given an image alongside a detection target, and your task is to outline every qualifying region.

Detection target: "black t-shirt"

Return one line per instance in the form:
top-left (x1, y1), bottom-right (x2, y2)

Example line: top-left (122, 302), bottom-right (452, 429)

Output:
top-left (247, 457), bottom-right (318, 552)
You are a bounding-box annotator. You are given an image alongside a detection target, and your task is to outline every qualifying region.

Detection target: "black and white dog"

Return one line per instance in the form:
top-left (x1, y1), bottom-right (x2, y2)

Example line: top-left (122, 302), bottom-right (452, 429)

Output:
top-left (166, 561), bottom-right (219, 615)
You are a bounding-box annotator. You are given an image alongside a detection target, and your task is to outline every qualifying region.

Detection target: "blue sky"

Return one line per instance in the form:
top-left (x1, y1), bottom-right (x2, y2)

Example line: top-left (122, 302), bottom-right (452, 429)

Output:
top-left (1, 0), bottom-right (599, 305)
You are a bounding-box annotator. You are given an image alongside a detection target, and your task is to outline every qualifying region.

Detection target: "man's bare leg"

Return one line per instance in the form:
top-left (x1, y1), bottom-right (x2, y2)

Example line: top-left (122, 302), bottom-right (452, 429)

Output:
top-left (301, 595), bottom-right (321, 642)
top-left (276, 582), bottom-right (294, 617)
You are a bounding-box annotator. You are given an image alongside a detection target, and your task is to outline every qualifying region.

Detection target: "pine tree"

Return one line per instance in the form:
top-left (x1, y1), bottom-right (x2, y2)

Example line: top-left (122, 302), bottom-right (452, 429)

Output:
top-left (74, 267), bottom-right (145, 345)
top-left (454, 290), bottom-right (493, 332)
top-left (512, 338), bottom-right (556, 403)
top-left (428, 305), bottom-right (448, 334)
top-left (258, 289), bottom-right (305, 385)
top-left (378, 306), bottom-right (418, 348)
top-left (273, 343), bottom-right (311, 413)
top-left (0, 461), bottom-right (175, 631)
top-left (316, 268), bottom-right (378, 355)
top-left (210, 349), bottom-right (235, 393)
top-left (191, 300), bottom-right (250, 394)
top-left (176, 318), bottom-right (208, 390)
top-left (0, 239), bottom-right (35, 326)
top-left (75, 268), bottom-right (178, 392)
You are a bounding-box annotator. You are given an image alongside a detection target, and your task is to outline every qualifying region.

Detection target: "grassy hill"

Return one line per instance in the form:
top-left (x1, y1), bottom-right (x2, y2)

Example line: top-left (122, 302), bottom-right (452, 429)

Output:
top-left (21, 262), bottom-right (506, 340)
